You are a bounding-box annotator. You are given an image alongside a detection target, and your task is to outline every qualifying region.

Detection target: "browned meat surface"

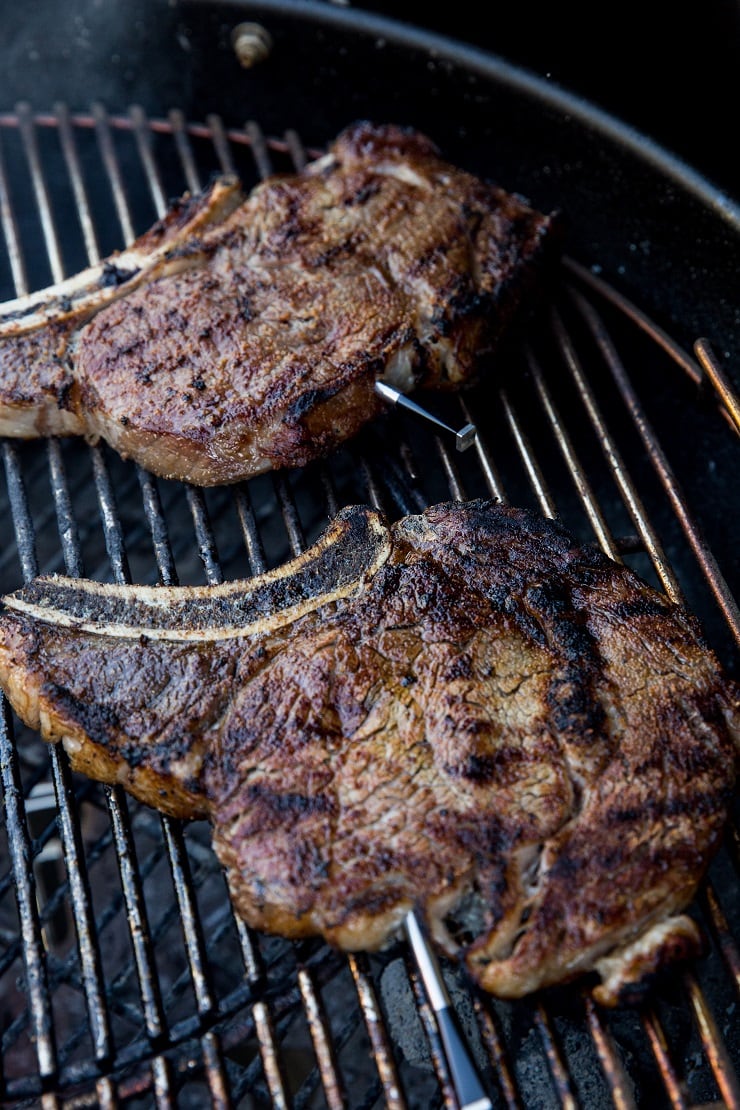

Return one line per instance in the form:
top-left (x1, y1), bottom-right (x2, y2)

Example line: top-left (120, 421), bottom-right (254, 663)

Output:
top-left (0, 177), bottom-right (244, 440)
top-left (0, 122), bottom-right (562, 485)
top-left (0, 499), bottom-right (736, 1005)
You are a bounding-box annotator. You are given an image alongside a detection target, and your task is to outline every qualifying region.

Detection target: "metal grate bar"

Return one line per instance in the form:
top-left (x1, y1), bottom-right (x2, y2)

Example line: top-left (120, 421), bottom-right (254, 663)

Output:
top-left (569, 286), bottom-right (740, 644)
top-left (274, 473), bottom-right (307, 553)
top-left (92, 102), bottom-right (136, 246)
top-left (187, 486), bottom-right (224, 584)
top-left (355, 434), bottom-right (499, 1106)
top-left (404, 958), bottom-right (459, 1107)
top-left (434, 433), bottom-right (466, 501)
top-left (524, 341), bottom-right (621, 559)
top-left (0, 129), bottom-right (29, 294)
top-left (168, 110), bottom-right (304, 1102)
top-left (234, 484), bottom-right (269, 576)
top-left (76, 106), bottom-right (186, 1104)
top-left (285, 128), bottom-right (309, 173)
top-left (168, 108), bottom-right (203, 195)
top-left (562, 259), bottom-right (704, 389)
top-left (252, 1001), bottom-right (290, 1109)
top-left (470, 999), bottom-right (520, 1110)
top-left (363, 429), bottom-right (428, 518)
top-left (132, 472), bottom-right (231, 1099)
top-left (685, 972), bottom-right (740, 1108)
top-left (348, 953), bottom-right (406, 1110)
top-left (643, 1009), bottom-right (690, 1110)
top-left (137, 468), bottom-right (178, 585)
top-left (392, 421), bottom-right (442, 510)
top-left (534, 297), bottom-right (740, 1091)
top-left (298, 965), bottom-right (348, 1110)
top-left (694, 337), bottom-right (740, 434)
top-left (700, 883), bottom-right (740, 990)
top-left (3, 452), bottom-right (40, 584)
top-left (160, 823), bottom-right (217, 997)
top-left (548, 305), bottom-right (683, 599)
top-left (16, 102), bottom-right (65, 285)
top-left (35, 103), bottom-right (182, 1091)
top-left (45, 441), bottom-right (122, 1107)
top-left (1, 442), bottom-right (63, 1109)
top-left (455, 314), bottom-right (694, 1108)
top-left (583, 995), bottom-right (637, 1110)
top-left (459, 397), bottom-right (507, 503)
top-left (356, 447), bottom-right (392, 517)
top-left (48, 441), bottom-right (84, 576)
top-left (499, 387), bottom-right (558, 519)
top-left (89, 444), bottom-right (132, 582)
top-left (532, 1005), bottom-right (578, 1109)
top-left (318, 461), bottom-right (340, 519)
top-left (237, 940), bottom-right (293, 1106)
top-left (55, 101), bottom-right (101, 266)
top-left (244, 119), bottom-right (275, 181)
top-left (129, 104), bottom-right (169, 215)
top-left (207, 112), bottom-right (238, 177)
top-left (0, 694), bottom-right (58, 1086)
top-left (0, 456), bottom-right (48, 574)
top-left (461, 360), bottom-right (663, 1108)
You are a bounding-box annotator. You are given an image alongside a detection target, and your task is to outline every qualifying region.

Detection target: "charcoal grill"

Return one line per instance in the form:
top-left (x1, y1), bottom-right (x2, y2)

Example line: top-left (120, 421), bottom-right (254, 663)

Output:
top-left (1, 2), bottom-right (739, 1106)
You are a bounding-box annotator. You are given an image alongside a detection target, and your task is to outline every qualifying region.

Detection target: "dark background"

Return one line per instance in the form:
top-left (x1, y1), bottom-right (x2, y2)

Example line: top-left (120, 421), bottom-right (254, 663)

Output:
top-left (3, 0), bottom-right (739, 200)
top-left (348, 0), bottom-right (740, 200)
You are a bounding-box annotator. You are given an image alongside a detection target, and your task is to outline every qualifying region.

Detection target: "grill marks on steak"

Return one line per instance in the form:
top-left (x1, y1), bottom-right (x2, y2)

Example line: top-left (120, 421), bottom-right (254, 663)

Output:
top-left (0, 499), bottom-right (737, 1005)
top-left (0, 122), bottom-right (562, 485)
top-left (0, 177), bottom-right (244, 439)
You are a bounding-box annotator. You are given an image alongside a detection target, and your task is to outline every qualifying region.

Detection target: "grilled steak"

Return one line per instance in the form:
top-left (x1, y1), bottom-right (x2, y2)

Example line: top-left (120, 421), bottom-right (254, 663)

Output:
top-left (0, 499), bottom-right (737, 1005)
top-left (0, 122), bottom-right (562, 485)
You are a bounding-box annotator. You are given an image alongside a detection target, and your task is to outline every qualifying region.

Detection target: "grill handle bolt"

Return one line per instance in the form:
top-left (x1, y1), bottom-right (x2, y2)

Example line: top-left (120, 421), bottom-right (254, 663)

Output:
top-left (231, 22), bottom-right (273, 69)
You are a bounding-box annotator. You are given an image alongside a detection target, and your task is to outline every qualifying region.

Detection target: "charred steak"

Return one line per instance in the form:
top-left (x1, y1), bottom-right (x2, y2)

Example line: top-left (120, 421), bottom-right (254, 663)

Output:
top-left (0, 499), bottom-right (736, 1005)
top-left (0, 122), bottom-right (562, 485)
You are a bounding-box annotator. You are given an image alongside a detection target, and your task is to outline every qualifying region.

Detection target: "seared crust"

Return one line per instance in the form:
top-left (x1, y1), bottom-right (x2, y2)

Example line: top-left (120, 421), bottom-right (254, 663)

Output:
top-left (0, 122), bottom-right (562, 484)
top-left (0, 499), bottom-right (736, 1003)
top-left (0, 176), bottom-right (244, 441)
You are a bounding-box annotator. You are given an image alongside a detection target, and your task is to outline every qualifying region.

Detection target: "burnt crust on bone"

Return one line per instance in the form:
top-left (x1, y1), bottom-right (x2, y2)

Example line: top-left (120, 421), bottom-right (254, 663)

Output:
top-left (5, 505), bottom-right (391, 641)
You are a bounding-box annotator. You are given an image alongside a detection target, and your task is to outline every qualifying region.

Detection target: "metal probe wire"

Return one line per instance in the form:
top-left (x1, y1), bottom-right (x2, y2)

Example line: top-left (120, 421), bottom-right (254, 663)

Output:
top-left (375, 380), bottom-right (478, 451)
top-left (405, 912), bottom-right (493, 1110)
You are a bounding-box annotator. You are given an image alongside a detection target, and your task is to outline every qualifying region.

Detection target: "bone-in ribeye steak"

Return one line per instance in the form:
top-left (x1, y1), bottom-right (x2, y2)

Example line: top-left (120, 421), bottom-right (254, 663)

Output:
top-left (0, 499), bottom-right (737, 1006)
top-left (0, 122), bottom-right (562, 485)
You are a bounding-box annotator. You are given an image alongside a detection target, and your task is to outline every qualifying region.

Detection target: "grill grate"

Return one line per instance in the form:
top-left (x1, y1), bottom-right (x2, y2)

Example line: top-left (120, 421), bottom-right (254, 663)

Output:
top-left (0, 104), bottom-right (738, 1109)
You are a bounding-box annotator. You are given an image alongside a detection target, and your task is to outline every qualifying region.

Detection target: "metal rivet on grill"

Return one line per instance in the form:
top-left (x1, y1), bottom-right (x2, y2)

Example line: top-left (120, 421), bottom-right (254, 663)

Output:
top-left (231, 22), bottom-right (273, 69)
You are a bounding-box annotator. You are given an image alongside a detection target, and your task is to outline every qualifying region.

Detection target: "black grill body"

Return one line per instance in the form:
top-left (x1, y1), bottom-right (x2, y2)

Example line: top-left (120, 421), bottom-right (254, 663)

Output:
top-left (0, 4), bottom-right (738, 1107)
